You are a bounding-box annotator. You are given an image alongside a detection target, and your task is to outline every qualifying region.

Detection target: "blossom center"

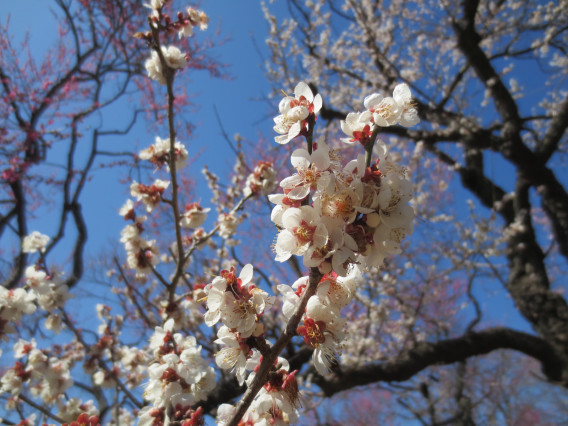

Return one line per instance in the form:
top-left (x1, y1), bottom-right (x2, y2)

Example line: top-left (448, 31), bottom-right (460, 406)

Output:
top-left (292, 220), bottom-right (316, 244)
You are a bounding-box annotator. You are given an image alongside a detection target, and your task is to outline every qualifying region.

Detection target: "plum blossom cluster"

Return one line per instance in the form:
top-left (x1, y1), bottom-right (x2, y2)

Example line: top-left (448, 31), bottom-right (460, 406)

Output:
top-left (270, 82), bottom-right (417, 276)
top-left (204, 264), bottom-right (273, 339)
top-left (120, 133), bottom-right (197, 278)
top-left (217, 357), bottom-right (301, 425)
top-left (0, 338), bottom-right (78, 408)
top-left (341, 83), bottom-right (419, 144)
top-left (21, 231), bottom-right (50, 253)
top-left (0, 256), bottom-right (71, 344)
top-left (273, 82), bottom-right (322, 145)
top-left (139, 135), bottom-right (188, 171)
top-left (145, 45), bottom-right (187, 85)
top-left (279, 270), bottom-right (361, 374)
top-left (119, 201), bottom-right (160, 280)
top-left (244, 160), bottom-right (278, 196)
top-left (143, 3), bottom-right (208, 84)
top-left (138, 318), bottom-right (214, 425)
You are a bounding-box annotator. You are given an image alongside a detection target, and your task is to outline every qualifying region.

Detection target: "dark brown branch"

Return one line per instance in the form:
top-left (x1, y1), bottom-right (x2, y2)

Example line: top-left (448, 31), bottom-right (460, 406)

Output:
top-left (314, 327), bottom-right (566, 397)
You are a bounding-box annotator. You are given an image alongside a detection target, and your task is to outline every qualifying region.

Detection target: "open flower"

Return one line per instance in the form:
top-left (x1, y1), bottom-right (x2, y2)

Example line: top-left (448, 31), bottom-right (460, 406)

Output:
top-left (22, 231), bottom-right (50, 254)
top-left (274, 206), bottom-right (328, 264)
top-left (273, 81), bottom-right (322, 144)
top-left (279, 141), bottom-right (332, 200)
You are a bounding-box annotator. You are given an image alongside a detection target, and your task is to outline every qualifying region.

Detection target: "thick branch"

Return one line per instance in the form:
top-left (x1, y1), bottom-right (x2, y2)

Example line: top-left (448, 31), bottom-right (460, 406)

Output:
top-left (314, 327), bottom-right (565, 397)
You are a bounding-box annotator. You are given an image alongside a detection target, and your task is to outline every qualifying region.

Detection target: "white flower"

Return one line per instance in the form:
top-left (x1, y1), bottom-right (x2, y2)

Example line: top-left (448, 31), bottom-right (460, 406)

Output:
top-left (0, 287), bottom-right (36, 321)
top-left (365, 83), bottom-right (419, 127)
top-left (145, 46), bottom-right (186, 85)
top-left (340, 111), bottom-right (373, 145)
top-left (180, 202), bottom-right (210, 229)
top-left (393, 83), bottom-right (420, 127)
top-left (218, 211), bottom-right (242, 241)
top-left (130, 179), bottom-right (169, 213)
top-left (245, 161), bottom-right (278, 196)
top-left (139, 136), bottom-right (188, 170)
top-left (279, 141), bottom-right (332, 200)
top-left (273, 81), bottom-right (322, 144)
top-left (298, 295), bottom-right (346, 375)
top-left (277, 276), bottom-right (308, 321)
top-left (274, 206), bottom-right (328, 263)
top-left (22, 231), bottom-right (50, 253)
top-left (214, 326), bottom-right (251, 385)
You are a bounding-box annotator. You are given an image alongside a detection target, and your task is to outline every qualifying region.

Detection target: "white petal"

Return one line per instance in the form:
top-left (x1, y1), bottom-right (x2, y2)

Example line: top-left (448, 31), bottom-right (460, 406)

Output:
top-left (393, 83), bottom-right (412, 104)
top-left (239, 264), bottom-right (254, 284)
top-left (294, 81), bottom-right (313, 102)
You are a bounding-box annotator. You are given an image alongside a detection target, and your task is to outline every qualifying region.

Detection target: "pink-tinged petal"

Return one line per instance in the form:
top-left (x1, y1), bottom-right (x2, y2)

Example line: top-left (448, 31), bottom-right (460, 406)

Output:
top-left (239, 264), bottom-right (254, 284)
top-left (294, 81), bottom-right (313, 102)
top-left (313, 93), bottom-right (323, 113)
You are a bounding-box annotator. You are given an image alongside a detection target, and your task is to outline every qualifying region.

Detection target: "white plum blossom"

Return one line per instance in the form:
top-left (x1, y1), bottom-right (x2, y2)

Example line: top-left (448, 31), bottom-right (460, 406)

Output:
top-left (280, 140), bottom-right (332, 201)
top-left (277, 276), bottom-right (308, 321)
top-left (130, 179), bottom-right (169, 213)
top-left (180, 202), bottom-right (210, 229)
top-left (244, 161), bottom-right (278, 196)
top-left (145, 46), bottom-right (187, 85)
top-left (139, 136), bottom-right (188, 170)
top-left (214, 325), bottom-right (254, 386)
top-left (365, 83), bottom-right (419, 128)
top-left (340, 111), bottom-right (373, 145)
top-left (141, 320), bottom-right (215, 423)
top-left (273, 81), bottom-right (323, 144)
top-left (298, 295), bottom-right (346, 375)
top-left (217, 211), bottom-right (242, 241)
top-left (22, 231), bottom-right (50, 253)
top-left (274, 205), bottom-right (328, 265)
top-left (204, 264), bottom-right (273, 338)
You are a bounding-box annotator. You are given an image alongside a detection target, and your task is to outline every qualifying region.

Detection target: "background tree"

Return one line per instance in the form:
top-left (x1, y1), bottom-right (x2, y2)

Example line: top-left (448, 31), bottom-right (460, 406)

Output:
top-left (1, 0), bottom-right (568, 425)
